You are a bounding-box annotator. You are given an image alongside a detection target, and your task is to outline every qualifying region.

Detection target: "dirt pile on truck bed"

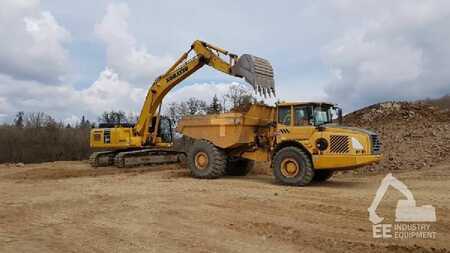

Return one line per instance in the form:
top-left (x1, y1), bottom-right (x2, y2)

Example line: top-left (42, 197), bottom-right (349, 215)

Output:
top-left (344, 101), bottom-right (450, 171)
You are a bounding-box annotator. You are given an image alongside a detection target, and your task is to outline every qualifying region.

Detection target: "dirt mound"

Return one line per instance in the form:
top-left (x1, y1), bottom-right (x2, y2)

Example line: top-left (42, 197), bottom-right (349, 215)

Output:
top-left (344, 101), bottom-right (450, 172)
top-left (344, 101), bottom-right (449, 126)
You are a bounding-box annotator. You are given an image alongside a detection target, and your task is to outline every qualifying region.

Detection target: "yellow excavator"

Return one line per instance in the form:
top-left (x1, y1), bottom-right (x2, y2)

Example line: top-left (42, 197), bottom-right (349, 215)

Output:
top-left (89, 40), bottom-right (275, 167)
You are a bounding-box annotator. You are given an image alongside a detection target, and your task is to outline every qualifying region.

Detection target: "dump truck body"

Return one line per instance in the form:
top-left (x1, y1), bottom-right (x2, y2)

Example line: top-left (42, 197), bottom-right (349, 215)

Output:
top-left (177, 104), bottom-right (275, 149)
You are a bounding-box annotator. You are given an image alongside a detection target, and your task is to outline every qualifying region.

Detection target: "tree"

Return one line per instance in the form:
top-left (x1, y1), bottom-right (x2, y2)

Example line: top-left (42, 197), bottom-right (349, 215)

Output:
top-left (185, 97), bottom-right (207, 115)
top-left (79, 115), bottom-right (91, 129)
top-left (167, 102), bottom-right (180, 126)
top-left (224, 84), bottom-right (255, 112)
top-left (207, 95), bottom-right (222, 114)
top-left (25, 112), bottom-right (56, 128)
top-left (98, 110), bottom-right (128, 124)
top-left (14, 111), bottom-right (24, 128)
top-left (164, 98), bottom-right (208, 126)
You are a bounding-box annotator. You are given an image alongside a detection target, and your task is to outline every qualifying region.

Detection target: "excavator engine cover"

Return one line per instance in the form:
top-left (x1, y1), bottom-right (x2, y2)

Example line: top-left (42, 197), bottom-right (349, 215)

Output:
top-left (231, 54), bottom-right (275, 97)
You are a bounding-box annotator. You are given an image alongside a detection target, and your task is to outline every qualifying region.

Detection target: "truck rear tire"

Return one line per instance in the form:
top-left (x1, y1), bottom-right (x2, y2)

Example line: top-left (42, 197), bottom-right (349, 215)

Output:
top-left (226, 158), bottom-right (254, 176)
top-left (273, 147), bottom-right (314, 186)
top-left (187, 140), bottom-right (226, 179)
top-left (313, 170), bottom-right (334, 182)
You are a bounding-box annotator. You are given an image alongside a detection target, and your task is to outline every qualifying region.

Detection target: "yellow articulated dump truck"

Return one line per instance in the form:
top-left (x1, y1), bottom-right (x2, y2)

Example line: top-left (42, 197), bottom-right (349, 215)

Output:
top-left (177, 102), bottom-right (381, 186)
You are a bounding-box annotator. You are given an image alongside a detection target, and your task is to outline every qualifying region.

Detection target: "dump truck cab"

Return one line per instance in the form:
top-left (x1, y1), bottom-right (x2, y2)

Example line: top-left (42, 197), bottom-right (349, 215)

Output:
top-left (274, 102), bottom-right (381, 172)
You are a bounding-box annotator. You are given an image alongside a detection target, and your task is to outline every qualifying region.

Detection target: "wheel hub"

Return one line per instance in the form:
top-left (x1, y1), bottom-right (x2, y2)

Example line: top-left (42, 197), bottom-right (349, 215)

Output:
top-left (280, 158), bottom-right (300, 177)
top-left (194, 152), bottom-right (209, 170)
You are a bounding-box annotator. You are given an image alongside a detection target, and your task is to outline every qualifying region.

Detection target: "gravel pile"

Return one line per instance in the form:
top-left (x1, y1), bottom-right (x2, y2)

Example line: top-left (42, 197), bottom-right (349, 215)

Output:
top-left (344, 101), bottom-right (450, 171)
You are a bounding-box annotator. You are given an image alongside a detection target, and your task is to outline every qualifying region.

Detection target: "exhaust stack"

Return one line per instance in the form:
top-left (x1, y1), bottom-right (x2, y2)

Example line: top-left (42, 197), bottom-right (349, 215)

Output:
top-left (231, 54), bottom-right (275, 97)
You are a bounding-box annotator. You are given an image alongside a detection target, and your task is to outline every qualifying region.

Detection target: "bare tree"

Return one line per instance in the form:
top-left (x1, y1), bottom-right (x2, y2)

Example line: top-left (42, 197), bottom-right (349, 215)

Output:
top-left (224, 84), bottom-right (255, 112)
top-left (164, 97), bottom-right (207, 126)
top-left (185, 97), bottom-right (207, 115)
top-left (25, 112), bottom-right (57, 128)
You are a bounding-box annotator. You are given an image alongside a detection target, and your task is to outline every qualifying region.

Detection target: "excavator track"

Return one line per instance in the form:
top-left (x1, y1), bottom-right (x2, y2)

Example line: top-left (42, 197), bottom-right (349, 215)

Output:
top-left (89, 151), bottom-right (118, 167)
top-left (113, 148), bottom-right (181, 168)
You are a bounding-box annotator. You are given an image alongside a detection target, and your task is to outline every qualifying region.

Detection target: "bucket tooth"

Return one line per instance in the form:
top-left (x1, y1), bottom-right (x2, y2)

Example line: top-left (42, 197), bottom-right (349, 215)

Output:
top-left (231, 54), bottom-right (275, 97)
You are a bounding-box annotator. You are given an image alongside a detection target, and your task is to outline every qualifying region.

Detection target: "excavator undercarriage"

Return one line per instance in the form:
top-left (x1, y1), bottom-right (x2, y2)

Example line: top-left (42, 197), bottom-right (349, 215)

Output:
top-left (89, 148), bottom-right (181, 168)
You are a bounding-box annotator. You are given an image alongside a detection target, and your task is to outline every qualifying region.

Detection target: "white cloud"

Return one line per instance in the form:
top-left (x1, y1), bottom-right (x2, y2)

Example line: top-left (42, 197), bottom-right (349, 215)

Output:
top-left (0, 97), bottom-right (12, 115)
top-left (80, 68), bottom-right (145, 115)
top-left (0, 68), bottom-right (145, 123)
top-left (321, 0), bottom-right (450, 110)
top-left (95, 2), bottom-right (173, 85)
top-left (0, 0), bottom-right (71, 83)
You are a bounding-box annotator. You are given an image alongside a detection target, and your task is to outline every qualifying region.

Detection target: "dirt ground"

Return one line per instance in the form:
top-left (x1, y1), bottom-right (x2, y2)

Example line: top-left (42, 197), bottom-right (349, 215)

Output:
top-left (0, 161), bottom-right (448, 253)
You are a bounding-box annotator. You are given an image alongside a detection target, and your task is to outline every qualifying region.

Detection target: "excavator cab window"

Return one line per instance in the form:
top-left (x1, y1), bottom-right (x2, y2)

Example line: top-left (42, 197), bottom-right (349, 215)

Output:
top-left (148, 116), bottom-right (173, 143)
top-left (158, 117), bottom-right (173, 143)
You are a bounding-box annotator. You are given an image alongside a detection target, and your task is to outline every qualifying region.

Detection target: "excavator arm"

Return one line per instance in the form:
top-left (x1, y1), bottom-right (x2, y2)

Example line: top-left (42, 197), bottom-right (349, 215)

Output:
top-left (133, 40), bottom-right (275, 144)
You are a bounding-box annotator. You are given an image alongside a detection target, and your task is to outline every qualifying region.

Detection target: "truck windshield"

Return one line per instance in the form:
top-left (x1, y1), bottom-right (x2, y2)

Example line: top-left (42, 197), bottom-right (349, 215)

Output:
top-left (313, 106), bottom-right (334, 125)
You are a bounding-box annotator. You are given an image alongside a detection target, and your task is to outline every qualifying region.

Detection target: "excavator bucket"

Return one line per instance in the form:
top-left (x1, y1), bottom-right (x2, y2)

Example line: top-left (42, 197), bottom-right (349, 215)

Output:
top-left (231, 54), bottom-right (275, 97)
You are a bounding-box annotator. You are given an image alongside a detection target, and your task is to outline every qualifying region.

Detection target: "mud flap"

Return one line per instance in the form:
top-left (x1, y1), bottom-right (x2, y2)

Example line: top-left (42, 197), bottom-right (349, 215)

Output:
top-left (231, 54), bottom-right (275, 97)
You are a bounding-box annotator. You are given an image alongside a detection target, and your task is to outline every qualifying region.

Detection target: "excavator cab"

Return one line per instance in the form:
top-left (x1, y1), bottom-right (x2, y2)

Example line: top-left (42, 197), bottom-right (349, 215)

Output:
top-left (90, 116), bottom-right (173, 149)
top-left (148, 116), bottom-right (173, 144)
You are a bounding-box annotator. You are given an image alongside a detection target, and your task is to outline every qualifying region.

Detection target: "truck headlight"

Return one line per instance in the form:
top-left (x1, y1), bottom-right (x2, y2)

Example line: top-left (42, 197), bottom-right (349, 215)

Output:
top-left (351, 137), bottom-right (364, 151)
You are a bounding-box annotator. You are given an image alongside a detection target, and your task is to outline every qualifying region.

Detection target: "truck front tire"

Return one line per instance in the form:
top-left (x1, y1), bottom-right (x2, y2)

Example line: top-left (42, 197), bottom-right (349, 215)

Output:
top-left (273, 147), bottom-right (314, 186)
top-left (187, 140), bottom-right (226, 179)
top-left (226, 158), bottom-right (254, 176)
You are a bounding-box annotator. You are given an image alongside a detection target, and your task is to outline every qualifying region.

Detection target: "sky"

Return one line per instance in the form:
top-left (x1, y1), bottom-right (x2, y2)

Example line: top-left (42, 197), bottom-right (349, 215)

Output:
top-left (1, 0), bottom-right (450, 124)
